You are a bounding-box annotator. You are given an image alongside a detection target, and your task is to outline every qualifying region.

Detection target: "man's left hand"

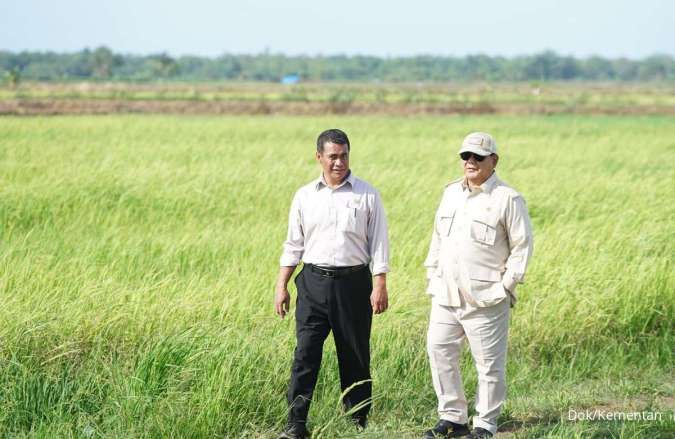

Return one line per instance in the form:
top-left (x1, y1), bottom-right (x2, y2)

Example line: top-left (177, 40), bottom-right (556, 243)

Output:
top-left (370, 286), bottom-right (388, 314)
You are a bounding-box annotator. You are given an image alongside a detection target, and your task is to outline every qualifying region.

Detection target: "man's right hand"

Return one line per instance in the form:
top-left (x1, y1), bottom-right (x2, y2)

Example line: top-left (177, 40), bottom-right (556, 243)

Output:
top-left (275, 286), bottom-right (291, 319)
top-left (274, 266), bottom-right (297, 319)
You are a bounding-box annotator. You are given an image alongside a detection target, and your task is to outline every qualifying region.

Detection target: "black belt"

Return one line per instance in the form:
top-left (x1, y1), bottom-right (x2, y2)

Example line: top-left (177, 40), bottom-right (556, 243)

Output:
top-left (306, 263), bottom-right (368, 278)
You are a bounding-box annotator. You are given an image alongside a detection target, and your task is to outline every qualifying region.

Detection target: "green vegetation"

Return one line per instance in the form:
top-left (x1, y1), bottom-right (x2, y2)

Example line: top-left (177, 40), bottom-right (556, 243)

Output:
top-left (0, 115), bottom-right (673, 437)
top-left (1, 48), bottom-right (674, 82)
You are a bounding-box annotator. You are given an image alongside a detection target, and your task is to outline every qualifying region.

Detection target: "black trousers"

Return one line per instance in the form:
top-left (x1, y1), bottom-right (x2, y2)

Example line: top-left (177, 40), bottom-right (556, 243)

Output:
top-left (287, 264), bottom-right (373, 423)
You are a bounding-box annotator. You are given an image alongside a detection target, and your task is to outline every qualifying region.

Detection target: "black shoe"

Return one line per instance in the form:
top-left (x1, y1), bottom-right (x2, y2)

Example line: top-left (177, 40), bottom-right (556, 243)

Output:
top-left (466, 427), bottom-right (493, 438)
top-left (423, 420), bottom-right (470, 438)
top-left (278, 422), bottom-right (309, 439)
top-left (351, 415), bottom-right (367, 431)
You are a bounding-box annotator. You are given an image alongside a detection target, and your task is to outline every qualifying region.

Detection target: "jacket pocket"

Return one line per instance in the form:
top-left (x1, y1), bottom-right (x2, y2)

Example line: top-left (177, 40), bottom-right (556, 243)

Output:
top-left (437, 211), bottom-right (455, 236)
top-left (470, 219), bottom-right (497, 246)
top-left (469, 267), bottom-right (502, 282)
top-left (468, 267), bottom-right (506, 303)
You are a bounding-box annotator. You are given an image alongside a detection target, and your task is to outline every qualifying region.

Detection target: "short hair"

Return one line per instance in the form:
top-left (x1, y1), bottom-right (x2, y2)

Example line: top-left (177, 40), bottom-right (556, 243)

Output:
top-left (316, 129), bottom-right (350, 153)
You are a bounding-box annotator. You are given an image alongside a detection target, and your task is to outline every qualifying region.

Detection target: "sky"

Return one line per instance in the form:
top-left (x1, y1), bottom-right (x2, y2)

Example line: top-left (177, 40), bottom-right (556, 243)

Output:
top-left (1, 0), bottom-right (674, 58)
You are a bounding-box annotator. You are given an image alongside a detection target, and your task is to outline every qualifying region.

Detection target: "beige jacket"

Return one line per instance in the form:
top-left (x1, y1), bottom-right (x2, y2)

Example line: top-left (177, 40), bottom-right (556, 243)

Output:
top-left (424, 173), bottom-right (533, 307)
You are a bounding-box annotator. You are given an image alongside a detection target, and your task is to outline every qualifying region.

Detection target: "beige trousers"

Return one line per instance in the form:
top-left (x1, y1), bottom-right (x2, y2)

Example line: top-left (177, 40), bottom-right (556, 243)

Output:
top-left (427, 296), bottom-right (510, 435)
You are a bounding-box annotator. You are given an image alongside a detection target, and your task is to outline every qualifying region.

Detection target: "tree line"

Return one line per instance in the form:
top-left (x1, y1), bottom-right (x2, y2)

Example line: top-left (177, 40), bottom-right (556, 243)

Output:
top-left (1, 47), bottom-right (673, 83)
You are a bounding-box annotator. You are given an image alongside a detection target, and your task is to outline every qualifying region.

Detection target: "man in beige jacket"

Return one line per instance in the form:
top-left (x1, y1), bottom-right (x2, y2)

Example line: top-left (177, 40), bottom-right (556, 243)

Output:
top-left (422, 132), bottom-right (533, 439)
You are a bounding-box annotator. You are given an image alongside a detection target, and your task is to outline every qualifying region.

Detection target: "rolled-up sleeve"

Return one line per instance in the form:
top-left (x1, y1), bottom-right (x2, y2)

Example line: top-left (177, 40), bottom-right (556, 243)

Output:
top-left (279, 192), bottom-right (304, 267)
top-left (367, 190), bottom-right (390, 275)
top-left (502, 195), bottom-right (534, 293)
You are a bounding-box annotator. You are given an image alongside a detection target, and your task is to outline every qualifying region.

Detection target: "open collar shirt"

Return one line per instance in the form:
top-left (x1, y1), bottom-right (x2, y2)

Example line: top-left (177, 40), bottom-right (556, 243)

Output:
top-left (280, 172), bottom-right (390, 275)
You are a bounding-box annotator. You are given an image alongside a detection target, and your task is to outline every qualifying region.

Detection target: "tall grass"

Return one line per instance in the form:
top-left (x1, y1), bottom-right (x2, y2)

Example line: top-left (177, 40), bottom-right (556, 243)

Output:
top-left (0, 115), bottom-right (673, 437)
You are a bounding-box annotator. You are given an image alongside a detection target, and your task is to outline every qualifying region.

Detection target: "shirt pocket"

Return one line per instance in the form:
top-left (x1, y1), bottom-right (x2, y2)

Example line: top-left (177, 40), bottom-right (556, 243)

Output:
top-left (338, 205), bottom-right (367, 235)
top-left (437, 211), bottom-right (455, 236)
top-left (470, 218), bottom-right (497, 246)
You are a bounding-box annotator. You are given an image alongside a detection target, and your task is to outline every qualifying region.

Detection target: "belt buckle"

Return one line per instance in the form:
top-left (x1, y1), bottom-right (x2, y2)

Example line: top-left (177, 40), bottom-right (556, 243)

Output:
top-left (312, 265), bottom-right (334, 278)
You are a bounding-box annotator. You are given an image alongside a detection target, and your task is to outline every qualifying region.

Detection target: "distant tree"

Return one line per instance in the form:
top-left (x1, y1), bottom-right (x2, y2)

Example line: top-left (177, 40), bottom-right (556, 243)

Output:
top-left (581, 56), bottom-right (615, 80)
top-left (5, 67), bottom-right (21, 88)
top-left (637, 55), bottom-right (673, 81)
top-left (0, 49), bottom-right (673, 82)
top-left (151, 53), bottom-right (178, 78)
top-left (93, 46), bottom-right (115, 78)
top-left (523, 51), bottom-right (559, 81)
top-left (613, 58), bottom-right (639, 81)
top-left (552, 56), bottom-right (579, 80)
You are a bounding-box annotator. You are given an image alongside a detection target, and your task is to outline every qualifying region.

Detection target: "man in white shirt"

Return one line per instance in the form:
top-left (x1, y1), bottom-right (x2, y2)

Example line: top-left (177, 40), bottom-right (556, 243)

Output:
top-left (275, 129), bottom-right (390, 439)
top-left (423, 132), bottom-right (533, 439)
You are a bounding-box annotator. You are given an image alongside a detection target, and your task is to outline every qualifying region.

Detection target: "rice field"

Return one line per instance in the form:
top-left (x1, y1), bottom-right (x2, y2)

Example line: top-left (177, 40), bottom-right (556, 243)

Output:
top-left (0, 114), bottom-right (673, 437)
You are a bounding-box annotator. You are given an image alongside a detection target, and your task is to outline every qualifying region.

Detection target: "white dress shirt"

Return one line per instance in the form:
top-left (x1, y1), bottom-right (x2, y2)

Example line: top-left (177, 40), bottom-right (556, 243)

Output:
top-left (424, 172), bottom-right (533, 307)
top-left (280, 172), bottom-right (390, 275)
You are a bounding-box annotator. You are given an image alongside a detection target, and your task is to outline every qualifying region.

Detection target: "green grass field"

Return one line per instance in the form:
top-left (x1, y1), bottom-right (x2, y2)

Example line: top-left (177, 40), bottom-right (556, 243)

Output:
top-left (0, 114), bottom-right (673, 438)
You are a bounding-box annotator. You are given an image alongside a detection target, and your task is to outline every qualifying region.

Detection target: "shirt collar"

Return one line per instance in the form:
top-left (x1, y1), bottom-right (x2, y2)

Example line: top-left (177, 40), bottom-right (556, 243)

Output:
top-left (462, 171), bottom-right (498, 193)
top-left (315, 170), bottom-right (354, 191)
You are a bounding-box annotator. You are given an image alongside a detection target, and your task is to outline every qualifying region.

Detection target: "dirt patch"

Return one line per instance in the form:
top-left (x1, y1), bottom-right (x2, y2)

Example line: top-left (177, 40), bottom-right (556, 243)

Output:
top-left (2, 98), bottom-right (673, 116)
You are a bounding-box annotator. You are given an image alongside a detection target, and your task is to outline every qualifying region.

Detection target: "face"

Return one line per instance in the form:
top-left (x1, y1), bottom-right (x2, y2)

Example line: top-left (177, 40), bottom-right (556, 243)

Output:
top-left (317, 142), bottom-right (350, 184)
top-left (462, 153), bottom-right (498, 185)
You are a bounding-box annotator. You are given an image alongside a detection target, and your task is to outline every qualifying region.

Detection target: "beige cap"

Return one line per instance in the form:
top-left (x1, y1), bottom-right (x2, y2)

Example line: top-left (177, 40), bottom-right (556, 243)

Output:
top-left (459, 132), bottom-right (497, 156)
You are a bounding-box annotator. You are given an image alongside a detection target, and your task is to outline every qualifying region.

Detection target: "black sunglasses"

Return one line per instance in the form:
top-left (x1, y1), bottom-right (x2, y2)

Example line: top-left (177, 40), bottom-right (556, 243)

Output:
top-left (460, 151), bottom-right (491, 162)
